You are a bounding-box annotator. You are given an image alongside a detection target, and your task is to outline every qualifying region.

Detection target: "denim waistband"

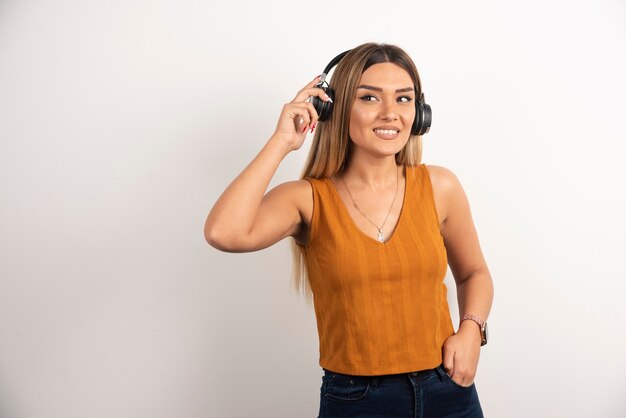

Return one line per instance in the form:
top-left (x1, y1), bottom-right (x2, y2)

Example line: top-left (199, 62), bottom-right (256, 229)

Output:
top-left (323, 364), bottom-right (446, 385)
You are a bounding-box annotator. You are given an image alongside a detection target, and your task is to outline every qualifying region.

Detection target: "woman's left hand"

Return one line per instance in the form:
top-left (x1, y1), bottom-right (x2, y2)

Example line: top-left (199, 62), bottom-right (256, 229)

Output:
top-left (441, 321), bottom-right (482, 387)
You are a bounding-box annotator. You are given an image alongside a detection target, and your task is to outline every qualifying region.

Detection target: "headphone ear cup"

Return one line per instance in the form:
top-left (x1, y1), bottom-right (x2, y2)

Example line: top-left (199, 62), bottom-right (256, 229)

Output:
top-left (411, 101), bottom-right (432, 136)
top-left (312, 86), bottom-right (335, 122)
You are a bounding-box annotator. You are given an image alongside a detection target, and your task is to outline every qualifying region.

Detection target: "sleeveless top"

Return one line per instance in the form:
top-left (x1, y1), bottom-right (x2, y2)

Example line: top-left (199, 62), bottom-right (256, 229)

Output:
top-left (297, 163), bottom-right (455, 376)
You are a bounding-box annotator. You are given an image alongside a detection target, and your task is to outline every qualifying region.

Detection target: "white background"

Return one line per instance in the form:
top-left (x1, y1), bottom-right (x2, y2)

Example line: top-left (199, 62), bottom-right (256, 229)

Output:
top-left (1, 1), bottom-right (625, 417)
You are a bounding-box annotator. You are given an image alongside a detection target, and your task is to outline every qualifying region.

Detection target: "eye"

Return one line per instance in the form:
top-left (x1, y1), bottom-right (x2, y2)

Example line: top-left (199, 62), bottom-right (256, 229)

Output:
top-left (398, 96), bottom-right (413, 103)
top-left (359, 94), bottom-right (378, 102)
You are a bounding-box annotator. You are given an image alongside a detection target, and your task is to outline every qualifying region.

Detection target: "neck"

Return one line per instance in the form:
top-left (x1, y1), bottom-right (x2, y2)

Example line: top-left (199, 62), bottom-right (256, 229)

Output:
top-left (341, 154), bottom-right (400, 192)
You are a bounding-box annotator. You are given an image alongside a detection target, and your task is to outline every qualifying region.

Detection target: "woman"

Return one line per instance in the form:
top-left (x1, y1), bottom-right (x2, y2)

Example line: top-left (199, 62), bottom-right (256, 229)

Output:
top-left (204, 43), bottom-right (494, 418)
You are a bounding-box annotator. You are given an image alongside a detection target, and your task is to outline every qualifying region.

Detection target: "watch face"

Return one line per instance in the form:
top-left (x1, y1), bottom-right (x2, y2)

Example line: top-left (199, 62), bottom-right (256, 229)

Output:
top-left (483, 322), bottom-right (489, 345)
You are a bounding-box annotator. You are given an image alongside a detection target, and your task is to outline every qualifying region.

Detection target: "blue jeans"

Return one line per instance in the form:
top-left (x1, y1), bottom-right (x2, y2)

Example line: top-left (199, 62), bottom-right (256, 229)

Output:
top-left (317, 364), bottom-right (483, 418)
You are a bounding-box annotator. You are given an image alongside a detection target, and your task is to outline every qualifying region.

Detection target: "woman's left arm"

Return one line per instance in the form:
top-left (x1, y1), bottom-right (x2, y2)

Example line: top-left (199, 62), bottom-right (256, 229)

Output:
top-left (427, 165), bottom-right (494, 387)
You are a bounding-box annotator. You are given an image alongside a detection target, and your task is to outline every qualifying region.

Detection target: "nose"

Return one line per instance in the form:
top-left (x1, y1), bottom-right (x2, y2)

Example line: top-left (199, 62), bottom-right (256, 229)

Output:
top-left (379, 101), bottom-right (399, 121)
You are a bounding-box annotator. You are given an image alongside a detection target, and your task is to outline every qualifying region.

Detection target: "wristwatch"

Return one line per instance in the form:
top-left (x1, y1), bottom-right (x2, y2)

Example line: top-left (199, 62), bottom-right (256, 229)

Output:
top-left (462, 314), bottom-right (488, 346)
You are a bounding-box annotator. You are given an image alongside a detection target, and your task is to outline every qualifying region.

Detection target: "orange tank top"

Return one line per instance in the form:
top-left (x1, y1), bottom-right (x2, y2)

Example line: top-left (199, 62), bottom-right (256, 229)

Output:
top-left (298, 163), bottom-right (455, 376)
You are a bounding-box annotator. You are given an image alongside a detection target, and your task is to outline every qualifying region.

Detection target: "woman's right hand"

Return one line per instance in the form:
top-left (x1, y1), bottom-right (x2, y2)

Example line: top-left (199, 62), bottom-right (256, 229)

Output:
top-left (271, 75), bottom-right (332, 152)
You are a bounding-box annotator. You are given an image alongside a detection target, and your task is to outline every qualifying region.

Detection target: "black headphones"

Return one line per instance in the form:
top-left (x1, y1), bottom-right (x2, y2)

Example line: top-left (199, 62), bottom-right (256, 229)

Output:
top-left (311, 49), bottom-right (432, 136)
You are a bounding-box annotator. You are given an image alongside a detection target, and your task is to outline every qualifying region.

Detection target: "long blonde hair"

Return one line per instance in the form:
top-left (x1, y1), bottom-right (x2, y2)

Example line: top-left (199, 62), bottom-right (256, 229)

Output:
top-left (290, 43), bottom-right (425, 305)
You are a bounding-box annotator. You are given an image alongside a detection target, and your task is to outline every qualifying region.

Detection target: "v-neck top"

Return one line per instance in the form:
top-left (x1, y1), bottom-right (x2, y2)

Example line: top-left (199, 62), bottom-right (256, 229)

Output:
top-left (298, 163), bottom-right (454, 376)
top-left (326, 165), bottom-right (409, 245)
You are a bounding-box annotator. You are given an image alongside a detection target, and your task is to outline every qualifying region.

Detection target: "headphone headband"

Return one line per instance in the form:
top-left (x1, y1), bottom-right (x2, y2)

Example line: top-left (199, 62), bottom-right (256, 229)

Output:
top-left (320, 49), bottom-right (351, 84)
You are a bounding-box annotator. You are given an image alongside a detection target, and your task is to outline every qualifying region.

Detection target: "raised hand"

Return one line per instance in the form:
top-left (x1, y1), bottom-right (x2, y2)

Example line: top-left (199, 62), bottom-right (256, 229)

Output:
top-left (271, 75), bottom-right (332, 151)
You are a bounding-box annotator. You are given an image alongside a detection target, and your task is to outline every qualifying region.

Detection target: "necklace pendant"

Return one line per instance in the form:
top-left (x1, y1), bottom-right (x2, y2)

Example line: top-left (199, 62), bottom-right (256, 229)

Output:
top-left (377, 230), bottom-right (385, 243)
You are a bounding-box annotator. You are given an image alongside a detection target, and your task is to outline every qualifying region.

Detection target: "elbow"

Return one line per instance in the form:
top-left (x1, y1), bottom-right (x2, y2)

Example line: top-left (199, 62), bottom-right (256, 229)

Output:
top-left (204, 228), bottom-right (219, 249)
top-left (204, 226), bottom-right (229, 251)
top-left (204, 226), bottom-right (247, 253)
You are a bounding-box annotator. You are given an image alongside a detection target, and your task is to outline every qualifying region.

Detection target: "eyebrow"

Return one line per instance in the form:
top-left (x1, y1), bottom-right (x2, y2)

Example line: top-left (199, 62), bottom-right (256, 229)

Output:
top-left (357, 84), bottom-right (414, 93)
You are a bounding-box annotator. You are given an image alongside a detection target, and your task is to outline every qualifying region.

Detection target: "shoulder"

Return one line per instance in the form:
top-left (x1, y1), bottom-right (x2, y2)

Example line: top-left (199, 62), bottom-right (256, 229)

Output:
top-left (273, 178), bottom-right (313, 203)
top-left (422, 164), bottom-right (466, 225)
top-left (423, 164), bottom-right (461, 192)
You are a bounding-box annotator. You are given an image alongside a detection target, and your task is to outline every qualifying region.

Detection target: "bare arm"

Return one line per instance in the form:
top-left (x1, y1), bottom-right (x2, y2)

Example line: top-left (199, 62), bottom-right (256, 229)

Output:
top-left (437, 167), bottom-right (493, 326)
top-left (204, 137), bottom-right (292, 251)
top-left (429, 165), bottom-right (494, 387)
top-left (204, 76), bottom-right (329, 252)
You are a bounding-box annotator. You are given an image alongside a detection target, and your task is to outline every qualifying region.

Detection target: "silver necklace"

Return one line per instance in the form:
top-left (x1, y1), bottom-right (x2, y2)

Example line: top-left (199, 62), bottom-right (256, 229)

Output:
top-left (340, 167), bottom-right (400, 243)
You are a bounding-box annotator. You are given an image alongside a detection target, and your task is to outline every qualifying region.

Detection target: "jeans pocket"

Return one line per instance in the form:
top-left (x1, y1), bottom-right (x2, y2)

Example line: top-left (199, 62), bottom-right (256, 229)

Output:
top-left (323, 370), bottom-right (372, 401)
top-left (437, 365), bottom-right (474, 390)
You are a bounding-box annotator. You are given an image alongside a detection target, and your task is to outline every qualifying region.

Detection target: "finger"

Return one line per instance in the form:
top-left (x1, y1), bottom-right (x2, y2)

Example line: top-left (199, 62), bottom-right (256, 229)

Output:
top-left (288, 107), bottom-right (311, 133)
top-left (288, 102), bottom-right (318, 126)
top-left (294, 116), bottom-right (309, 133)
top-left (442, 351), bottom-right (455, 377)
top-left (290, 76), bottom-right (320, 102)
top-left (451, 366), bottom-right (471, 386)
top-left (303, 102), bottom-right (320, 125)
top-left (292, 86), bottom-right (333, 104)
top-left (306, 75), bottom-right (321, 87)
top-left (454, 370), bottom-right (472, 387)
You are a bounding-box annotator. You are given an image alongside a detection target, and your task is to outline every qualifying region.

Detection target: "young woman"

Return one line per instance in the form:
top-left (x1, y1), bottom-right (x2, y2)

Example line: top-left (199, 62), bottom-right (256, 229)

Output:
top-left (204, 42), bottom-right (494, 418)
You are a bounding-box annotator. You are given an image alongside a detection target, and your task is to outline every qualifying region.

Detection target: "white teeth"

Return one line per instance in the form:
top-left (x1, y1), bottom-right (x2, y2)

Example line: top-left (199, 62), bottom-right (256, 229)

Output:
top-left (374, 129), bottom-right (398, 135)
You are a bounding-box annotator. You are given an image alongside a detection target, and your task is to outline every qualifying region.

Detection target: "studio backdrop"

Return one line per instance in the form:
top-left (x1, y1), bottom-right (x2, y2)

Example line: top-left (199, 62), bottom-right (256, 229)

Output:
top-left (0, 1), bottom-right (625, 417)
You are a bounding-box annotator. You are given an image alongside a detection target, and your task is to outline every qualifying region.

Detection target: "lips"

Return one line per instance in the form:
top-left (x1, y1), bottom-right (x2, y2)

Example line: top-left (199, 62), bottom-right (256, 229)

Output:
top-left (373, 128), bottom-right (399, 135)
top-left (373, 126), bottom-right (400, 140)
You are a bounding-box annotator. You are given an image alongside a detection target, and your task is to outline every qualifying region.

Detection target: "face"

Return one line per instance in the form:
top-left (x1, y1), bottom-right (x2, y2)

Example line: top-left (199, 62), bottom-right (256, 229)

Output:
top-left (348, 62), bottom-right (416, 158)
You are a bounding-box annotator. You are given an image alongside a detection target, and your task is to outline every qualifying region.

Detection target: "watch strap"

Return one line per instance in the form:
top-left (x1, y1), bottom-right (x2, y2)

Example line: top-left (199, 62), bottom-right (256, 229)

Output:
top-left (461, 313), bottom-right (484, 327)
top-left (461, 313), bottom-right (488, 346)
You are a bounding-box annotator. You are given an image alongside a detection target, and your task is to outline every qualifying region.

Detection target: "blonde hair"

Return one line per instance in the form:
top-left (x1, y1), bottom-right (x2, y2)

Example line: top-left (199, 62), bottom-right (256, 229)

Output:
top-left (290, 43), bottom-right (425, 305)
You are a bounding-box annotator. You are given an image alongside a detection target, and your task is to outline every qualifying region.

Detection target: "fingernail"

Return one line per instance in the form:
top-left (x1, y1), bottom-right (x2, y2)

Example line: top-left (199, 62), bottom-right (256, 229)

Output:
top-left (301, 124), bottom-right (308, 133)
top-left (325, 94), bottom-right (333, 103)
top-left (310, 123), bottom-right (316, 133)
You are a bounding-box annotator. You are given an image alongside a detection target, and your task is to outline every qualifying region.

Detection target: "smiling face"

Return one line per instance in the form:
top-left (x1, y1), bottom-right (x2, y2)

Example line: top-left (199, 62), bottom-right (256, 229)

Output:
top-left (348, 62), bottom-right (416, 159)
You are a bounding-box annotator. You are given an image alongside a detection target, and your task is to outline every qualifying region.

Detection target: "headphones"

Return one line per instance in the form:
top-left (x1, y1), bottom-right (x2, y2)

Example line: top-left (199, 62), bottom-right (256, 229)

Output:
top-left (311, 49), bottom-right (432, 136)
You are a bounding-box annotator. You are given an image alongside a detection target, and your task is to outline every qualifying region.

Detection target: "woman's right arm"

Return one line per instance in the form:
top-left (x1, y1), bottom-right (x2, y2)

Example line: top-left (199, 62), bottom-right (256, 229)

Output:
top-left (204, 76), bottom-right (329, 252)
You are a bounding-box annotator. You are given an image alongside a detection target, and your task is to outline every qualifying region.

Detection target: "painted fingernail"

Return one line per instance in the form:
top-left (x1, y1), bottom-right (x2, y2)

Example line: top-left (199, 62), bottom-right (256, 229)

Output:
top-left (310, 123), bottom-right (316, 133)
top-left (301, 124), bottom-right (308, 133)
top-left (325, 94), bottom-right (333, 103)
